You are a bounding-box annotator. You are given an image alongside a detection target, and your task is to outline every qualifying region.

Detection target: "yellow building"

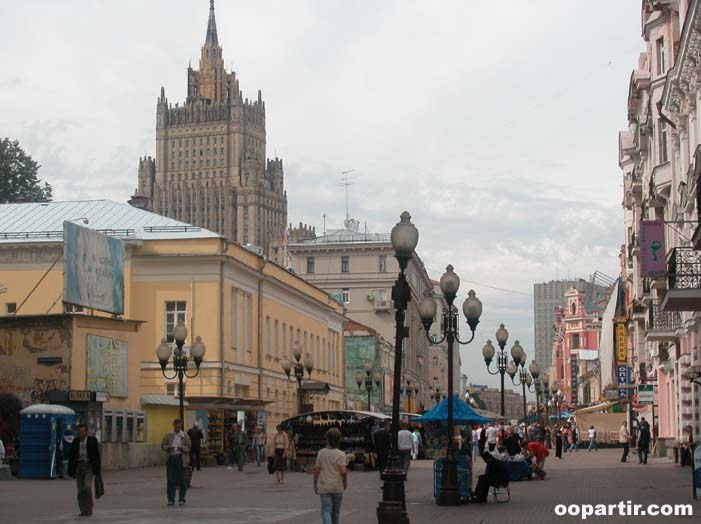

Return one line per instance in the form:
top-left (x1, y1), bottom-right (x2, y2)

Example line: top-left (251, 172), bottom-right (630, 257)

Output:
top-left (0, 200), bottom-right (345, 467)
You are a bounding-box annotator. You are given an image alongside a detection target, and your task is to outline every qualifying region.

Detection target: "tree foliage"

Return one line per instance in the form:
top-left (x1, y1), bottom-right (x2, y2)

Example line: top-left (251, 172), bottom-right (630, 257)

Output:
top-left (0, 138), bottom-right (52, 203)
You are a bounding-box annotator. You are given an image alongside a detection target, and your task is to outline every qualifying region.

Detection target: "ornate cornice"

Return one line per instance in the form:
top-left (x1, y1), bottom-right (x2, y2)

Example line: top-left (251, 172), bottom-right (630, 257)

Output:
top-left (662, 0), bottom-right (701, 125)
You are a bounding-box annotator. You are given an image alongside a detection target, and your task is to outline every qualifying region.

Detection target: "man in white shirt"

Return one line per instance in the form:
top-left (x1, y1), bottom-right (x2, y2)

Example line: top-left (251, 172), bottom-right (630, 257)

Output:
top-left (485, 425), bottom-right (498, 452)
top-left (619, 421), bottom-right (631, 462)
top-left (397, 422), bottom-right (414, 473)
top-left (471, 426), bottom-right (481, 460)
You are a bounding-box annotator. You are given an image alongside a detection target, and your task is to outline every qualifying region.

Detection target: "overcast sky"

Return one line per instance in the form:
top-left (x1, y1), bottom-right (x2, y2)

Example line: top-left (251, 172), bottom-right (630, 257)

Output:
top-left (1, 0), bottom-right (643, 394)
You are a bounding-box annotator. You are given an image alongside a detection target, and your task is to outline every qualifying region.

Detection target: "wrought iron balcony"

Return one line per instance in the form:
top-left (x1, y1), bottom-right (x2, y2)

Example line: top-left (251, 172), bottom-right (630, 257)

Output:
top-left (668, 247), bottom-right (701, 289)
top-left (646, 302), bottom-right (681, 341)
top-left (661, 247), bottom-right (701, 311)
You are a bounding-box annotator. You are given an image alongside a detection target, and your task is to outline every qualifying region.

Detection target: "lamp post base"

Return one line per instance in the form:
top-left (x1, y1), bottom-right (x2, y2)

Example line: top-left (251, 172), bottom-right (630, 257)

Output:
top-left (377, 456), bottom-right (410, 524)
top-left (437, 459), bottom-right (460, 506)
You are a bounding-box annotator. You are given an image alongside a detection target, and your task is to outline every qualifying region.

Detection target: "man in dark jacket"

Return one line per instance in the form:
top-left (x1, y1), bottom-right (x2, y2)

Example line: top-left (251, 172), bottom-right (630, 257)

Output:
top-left (471, 452), bottom-right (509, 503)
top-left (373, 421), bottom-right (391, 478)
top-left (637, 418), bottom-right (651, 464)
top-left (187, 424), bottom-right (203, 471)
top-left (68, 424), bottom-right (101, 517)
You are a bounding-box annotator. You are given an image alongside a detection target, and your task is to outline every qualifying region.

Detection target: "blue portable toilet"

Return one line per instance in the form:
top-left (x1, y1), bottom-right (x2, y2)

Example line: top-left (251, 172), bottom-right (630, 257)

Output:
top-left (19, 404), bottom-right (76, 479)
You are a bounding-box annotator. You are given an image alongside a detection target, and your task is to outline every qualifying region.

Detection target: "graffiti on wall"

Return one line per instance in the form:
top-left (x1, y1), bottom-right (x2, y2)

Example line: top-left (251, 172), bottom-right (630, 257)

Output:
top-left (0, 320), bottom-right (70, 406)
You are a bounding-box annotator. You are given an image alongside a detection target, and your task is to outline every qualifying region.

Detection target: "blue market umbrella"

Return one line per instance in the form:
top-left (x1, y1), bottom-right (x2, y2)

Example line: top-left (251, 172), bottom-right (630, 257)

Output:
top-left (413, 394), bottom-right (493, 425)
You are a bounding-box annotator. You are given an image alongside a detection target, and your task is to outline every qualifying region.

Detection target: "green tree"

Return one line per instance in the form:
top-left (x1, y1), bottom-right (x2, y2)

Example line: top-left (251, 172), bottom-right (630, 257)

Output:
top-left (0, 138), bottom-right (52, 203)
top-left (469, 393), bottom-right (487, 410)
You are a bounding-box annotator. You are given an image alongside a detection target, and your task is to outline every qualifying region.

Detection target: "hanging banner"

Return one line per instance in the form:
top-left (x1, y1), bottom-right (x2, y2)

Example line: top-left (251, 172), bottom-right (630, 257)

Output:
top-left (617, 366), bottom-right (630, 398)
top-left (640, 220), bottom-right (666, 278)
top-left (570, 355), bottom-right (579, 405)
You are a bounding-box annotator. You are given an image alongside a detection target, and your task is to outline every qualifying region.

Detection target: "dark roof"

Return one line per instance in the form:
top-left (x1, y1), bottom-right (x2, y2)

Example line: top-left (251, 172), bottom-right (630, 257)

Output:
top-left (205, 0), bottom-right (218, 47)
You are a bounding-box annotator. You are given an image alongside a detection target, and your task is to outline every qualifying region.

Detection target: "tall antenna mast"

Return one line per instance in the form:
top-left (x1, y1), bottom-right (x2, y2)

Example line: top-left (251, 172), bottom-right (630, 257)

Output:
top-left (340, 170), bottom-right (356, 222)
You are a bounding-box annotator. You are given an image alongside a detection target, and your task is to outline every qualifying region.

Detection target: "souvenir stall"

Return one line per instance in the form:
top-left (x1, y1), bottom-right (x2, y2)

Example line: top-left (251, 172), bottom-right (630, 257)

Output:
top-left (414, 395), bottom-right (493, 503)
top-left (280, 410), bottom-right (390, 471)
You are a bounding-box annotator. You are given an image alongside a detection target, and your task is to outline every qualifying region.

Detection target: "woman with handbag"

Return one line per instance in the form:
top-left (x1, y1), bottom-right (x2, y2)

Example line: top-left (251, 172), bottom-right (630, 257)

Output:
top-left (271, 425), bottom-right (289, 484)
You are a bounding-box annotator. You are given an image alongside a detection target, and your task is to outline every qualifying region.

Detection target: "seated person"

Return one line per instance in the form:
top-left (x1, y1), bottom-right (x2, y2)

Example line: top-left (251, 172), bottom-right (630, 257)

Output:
top-left (521, 440), bottom-right (548, 479)
top-left (471, 452), bottom-right (509, 503)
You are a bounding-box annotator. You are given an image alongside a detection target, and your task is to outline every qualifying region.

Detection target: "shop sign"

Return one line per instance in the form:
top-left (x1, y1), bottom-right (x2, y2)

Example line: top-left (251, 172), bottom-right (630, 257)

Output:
top-left (617, 366), bottom-right (630, 398)
top-left (637, 384), bottom-right (654, 405)
top-left (640, 220), bottom-right (666, 278)
top-left (615, 323), bottom-right (628, 364)
top-left (68, 390), bottom-right (92, 402)
top-left (95, 392), bottom-right (110, 402)
top-left (570, 355), bottom-right (579, 405)
top-left (256, 411), bottom-right (267, 427)
top-left (37, 357), bottom-right (63, 366)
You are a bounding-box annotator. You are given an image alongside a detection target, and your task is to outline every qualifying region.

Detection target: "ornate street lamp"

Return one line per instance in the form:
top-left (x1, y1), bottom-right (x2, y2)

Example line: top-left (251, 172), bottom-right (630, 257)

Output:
top-left (527, 361), bottom-right (544, 442)
top-left (377, 211), bottom-right (419, 524)
top-left (400, 377), bottom-right (420, 412)
top-left (417, 265), bottom-right (482, 506)
top-left (281, 340), bottom-right (314, 415)
top-left (481, 324), bottom-right (522, 417)
top-left (156, 320), bottom-right (206, 422)
top-left (356, 361), bottom-right (381, 411)
top-left (506, 343), bottom-right (532, 424)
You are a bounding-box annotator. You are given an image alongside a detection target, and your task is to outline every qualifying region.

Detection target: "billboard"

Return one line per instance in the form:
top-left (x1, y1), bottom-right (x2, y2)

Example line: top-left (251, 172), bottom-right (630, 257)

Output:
top-left (640, 220), bottom-right (666, 278)
top-left (86, 334), bottom-right (128, 397)
top-left (63, 221), bottom-right (125, 315)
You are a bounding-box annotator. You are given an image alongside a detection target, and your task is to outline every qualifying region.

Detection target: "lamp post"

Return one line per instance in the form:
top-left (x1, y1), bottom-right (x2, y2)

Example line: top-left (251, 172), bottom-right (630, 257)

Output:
top-left (156, 320), bottom-right (206, 422)
top-left (280, 340), bottom-right (314, 415)
top-left (356, 361), bottom-right (382, 411)
top-left (528, 362), bottom-right (543, 442)
top-left (400, 377), bottom-right (419, 412)
top-left (505, 342), bottom-right (530, 423)
top-left (417, 265), bottom-right (482, 506)
top-left (377, 211), bottom-right (419, 524)
top-left (550, 388), bottom-right (564, 425)
top-left (481, 324), bottom-right (522, 417)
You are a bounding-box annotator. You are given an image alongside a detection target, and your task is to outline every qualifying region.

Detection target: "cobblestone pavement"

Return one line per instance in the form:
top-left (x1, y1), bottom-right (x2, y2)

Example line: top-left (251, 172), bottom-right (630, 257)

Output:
top-left (2, 449), bottom-right (699, 524)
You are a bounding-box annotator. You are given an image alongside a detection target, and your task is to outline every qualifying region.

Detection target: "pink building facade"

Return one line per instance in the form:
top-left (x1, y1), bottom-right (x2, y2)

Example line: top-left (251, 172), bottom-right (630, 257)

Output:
top-left (619, 0), bottom-right (700, 458)
top-left (551, 289), bottom-right (602, 407)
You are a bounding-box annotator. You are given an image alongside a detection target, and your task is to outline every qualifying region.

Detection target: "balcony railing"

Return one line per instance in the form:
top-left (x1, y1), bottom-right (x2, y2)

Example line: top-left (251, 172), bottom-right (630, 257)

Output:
top-left (648, 302), bottom-right (681, 332)
top-left (667, 247), bottom-right (701, 289)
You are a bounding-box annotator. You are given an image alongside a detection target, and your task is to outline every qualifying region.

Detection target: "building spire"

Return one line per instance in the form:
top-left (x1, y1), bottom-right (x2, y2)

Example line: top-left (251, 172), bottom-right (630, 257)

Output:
top-left (205, 0), bottom-right (218, 47)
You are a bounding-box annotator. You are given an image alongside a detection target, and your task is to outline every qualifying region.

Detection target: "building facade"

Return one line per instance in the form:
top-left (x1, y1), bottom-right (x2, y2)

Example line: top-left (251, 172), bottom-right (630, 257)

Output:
top-left (533, 279), bottom-right (609, 372)
top-left (551, 288), bottom-right (602, 407)
top-left (0, 200), bottom-right (344, 467)
top-left (287, 220), bottom-right (434, 411)
top-left (343, 320), bottom-right (394, 412)
top-left (619, 0), bottom-right (701, 457)
top-left (131, 1), bottom-right (287, 256)
top-left (467, 385), bottom-right (524, 422)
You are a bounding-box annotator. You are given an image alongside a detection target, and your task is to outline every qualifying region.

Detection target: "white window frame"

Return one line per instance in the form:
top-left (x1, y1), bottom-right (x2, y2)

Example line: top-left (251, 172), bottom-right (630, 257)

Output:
top-left (165, 301), bottom-right (187, 343)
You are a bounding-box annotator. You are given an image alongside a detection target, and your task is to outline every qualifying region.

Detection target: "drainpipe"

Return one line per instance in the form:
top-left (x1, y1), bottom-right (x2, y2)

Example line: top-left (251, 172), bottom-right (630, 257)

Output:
top-left (220, 260), bottom-right (225, 398)
top-left (258, 277), bottom-right (264, 402)
top-left (657, 100), bottom-right (677, 130)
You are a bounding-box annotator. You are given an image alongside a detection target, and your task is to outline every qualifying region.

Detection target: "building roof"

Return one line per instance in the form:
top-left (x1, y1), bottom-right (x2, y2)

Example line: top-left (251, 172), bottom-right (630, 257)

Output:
top-left (0, 200), bottom-right (221, 244)
top-left (141, 395), bottom-right (189, 407)
top-left (205, 0), bottom-right (219, 47)
top-left (344, 318), bottom-right (380, 337)
top-left (291, 228), bottom-right (390, 246)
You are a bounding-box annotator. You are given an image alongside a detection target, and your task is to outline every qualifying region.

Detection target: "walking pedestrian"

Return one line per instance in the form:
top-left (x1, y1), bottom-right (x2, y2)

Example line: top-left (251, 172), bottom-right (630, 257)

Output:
top-left (587, 425), bottom-right (597, 451)
top-left (637, 418), bottom-right (651, 464)
top-left (253, 426), bottom-right (266, 467)
top-left (272, 424), bottom-right (289, 484)
top-left (372, 421), bottom-right (390, 478)
top-left (471, 425), bottom-right (480, 461)
top-left (398, 422), bottom-right (413, 473)
top-left (478, 424), bottom-right (487, 455)
top-left (567, 427), bottom-right (578, 452)
top-left (544, 426), bottom-right (552, 449)
top-left (161, 418), bottom-right (190, 506)
top-left (187, 423), bottom-right (203, 471)
top-left (314, 428), bottom-right (347, 524)
top-left (67, 424), bottom-right (101, 517)
top-left (61, 425), bottom-right (75, 479)
top-left (555, 426), bottom-right (563, 459)
top-left (619, 421), bottom-right (631, 462)
top-left (411, 427), bottom-right (422, 460)
top-left (485, 424), bottom-right (498, 452)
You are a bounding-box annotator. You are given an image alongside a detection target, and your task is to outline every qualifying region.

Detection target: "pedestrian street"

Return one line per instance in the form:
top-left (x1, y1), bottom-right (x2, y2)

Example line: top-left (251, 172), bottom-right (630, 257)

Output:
top-left (2, 449), bottom-right (698, 524)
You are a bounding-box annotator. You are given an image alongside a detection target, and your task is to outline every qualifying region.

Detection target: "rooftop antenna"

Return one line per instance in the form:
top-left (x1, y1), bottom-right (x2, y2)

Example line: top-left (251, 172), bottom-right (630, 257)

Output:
top-left (340, 170), bottom-right (356, 222)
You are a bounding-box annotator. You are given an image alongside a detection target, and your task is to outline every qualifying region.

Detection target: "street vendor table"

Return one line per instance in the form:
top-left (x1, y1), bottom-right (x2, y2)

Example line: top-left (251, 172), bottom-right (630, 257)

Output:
top-left (506, 460), bottom-right (532, 481)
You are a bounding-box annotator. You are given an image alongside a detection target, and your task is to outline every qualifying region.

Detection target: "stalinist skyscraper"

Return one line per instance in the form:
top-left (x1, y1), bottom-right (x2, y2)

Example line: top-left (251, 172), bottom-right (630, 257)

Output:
top-left (132, 0), bottom-right (287, 255)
